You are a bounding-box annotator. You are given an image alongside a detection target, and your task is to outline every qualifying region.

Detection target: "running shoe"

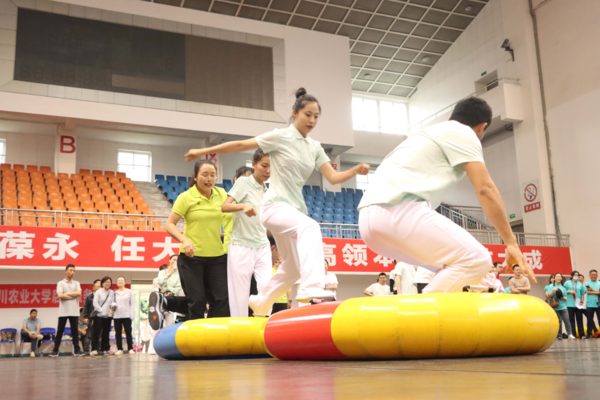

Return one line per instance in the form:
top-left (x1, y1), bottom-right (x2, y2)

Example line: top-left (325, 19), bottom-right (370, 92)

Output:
top-left (149, 291), bottom-right (166, 330)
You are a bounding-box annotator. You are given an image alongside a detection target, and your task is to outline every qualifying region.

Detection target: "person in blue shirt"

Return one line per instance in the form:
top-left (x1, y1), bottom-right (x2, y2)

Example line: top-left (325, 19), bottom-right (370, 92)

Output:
top-left (544, 274), bottom-right (555, 300)
top-left (504, 276), bottom-right (514, 293)
top-left (547, 273), bottom-right (576, 340)
top-left (585, 270), bottom-right (600, 338)
top-left (565, 271), bottom-right (587, 339)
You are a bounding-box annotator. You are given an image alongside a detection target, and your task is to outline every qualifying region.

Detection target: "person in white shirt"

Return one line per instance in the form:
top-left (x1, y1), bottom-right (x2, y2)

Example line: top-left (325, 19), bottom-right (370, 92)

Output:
top-left (140, 319), bottom-right (152, 353)
top-left (113, 277), bottom-right (135, 355)
top-left (394, 262), bottom-right (418, 295)
top-left (358, 97), bottom-right (535, 293)
top-left (364, 273), bottom-right (391, 297)
top-left (323, 259), bottom-right (338, 301)
top-left (414, 267), bottom-right (436, 294)
top-left (50, 264), bottom-right (83, 357)
top-left (185, 88), bottom-right (369, 315)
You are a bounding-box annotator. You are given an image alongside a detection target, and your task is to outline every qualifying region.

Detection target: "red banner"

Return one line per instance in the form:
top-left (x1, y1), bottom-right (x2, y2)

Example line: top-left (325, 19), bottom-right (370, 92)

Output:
top-left (0, 284), bottom-right (129, 308)
top-left (0, 226), bottom-right (572, 275)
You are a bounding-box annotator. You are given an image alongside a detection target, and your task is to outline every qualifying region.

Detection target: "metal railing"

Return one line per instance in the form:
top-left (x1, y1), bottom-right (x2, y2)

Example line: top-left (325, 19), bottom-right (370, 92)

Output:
top-left (0, 208), bottom-right (168, 231)
top-left (468, 230), bottom-right (570, 247)
top-left (437, 204), bottom-right (493, 231)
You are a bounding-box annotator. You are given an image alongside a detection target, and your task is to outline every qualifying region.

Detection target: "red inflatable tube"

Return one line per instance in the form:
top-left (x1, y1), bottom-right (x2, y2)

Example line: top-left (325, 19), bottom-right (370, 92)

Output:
top-left (263, 301), bottom-right (348, 360)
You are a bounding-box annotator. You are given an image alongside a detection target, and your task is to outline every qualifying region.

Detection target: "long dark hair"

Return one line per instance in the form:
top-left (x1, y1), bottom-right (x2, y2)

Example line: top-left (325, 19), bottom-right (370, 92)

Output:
top-left (190, 160), bottom-right (217, 188)
top-left (289, 87), bottom-right (321, 123)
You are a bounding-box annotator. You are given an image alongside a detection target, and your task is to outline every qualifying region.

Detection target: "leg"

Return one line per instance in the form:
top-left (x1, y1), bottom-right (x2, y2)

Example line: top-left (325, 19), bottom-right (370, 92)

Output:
top-left (594, 309), bottom-right (600, 335)
top-left (555, 309), bottom-right (564, 337)
top-left (560, 310), bottom-right (573, 336)
top-left (575, 308), bottom-right (585, 338)
top-left (227, 245), bottom-right (255, 317)
top-left (53, 317), bottom-right (67, 353)
top-left (69, 316), bottom-right (80, 354)
top-left (21, 331), bottom-right (33, 352)
top-left (271, 303), bottom-right (288, 314)
top-left (142, 340), bottom-right (149, 353)
top-left (101, 318), bottom-right (112, 352)
top-left (253, 246), bottom-right (273, 294)
top-left (177, 253), bottom-right (207, 320)
top-left (568, 307), bottom-right (576, 336)
top-left (92, 317), bottom-right (102, 352)
top-left (359, 202), bottom-right (491, 294)
top-left (114, 319), bottom-right (124, 351)
top-left (204, 255), bottom-right (230, 318)
top-left (417, 283), bottom-right (428, 294)
top-left (124, 319), bottom-right (133, 352)
top-left (586, 308), bottom-right (595, 337)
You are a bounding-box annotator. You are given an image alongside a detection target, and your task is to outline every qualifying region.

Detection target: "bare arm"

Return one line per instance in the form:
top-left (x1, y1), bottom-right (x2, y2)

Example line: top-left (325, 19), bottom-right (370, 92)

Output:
top-left (396, 275), bottom-right (402, 295)
top-left (586, 287), bottom-right (600, 295)
top-left (57, 291), bottom-right (76, 300)
top-left (463, 162), bottom-right (536, 283)
top-left (221, 196), bottom-right (257, 217)
top-left (22, 324), bottom-right (30, 334)
top-left (363, 290), bottom-right (373, 297)
top-left (185, 139), bottom-right (259, 162)
top-left (319, 162), bottom-right (370, 186)
top-left (325, 283), bottom-right (338, 290)
top-left (36, 324), bottom-right (40, 335)
top-left (165, 212), bottom-right (195, 257)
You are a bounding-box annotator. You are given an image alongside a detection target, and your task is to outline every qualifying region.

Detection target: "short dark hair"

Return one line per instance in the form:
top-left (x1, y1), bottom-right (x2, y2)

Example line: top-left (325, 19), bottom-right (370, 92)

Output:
top-left (93, 279), bottom-right (101, 285)
top-left (268, 235), bottom-right (276, 247)
top-left (290, 87), bottom-right (321, 123)
top-left (513, 265), bottom-right (522, 270)
top-left (591, 270), bottom-right (598, 274)
top-left (190, 160), bottom-right (217, 188)
top-left (508, 276), bottom-right (514, 281)
top-left (252, 148), bottom-right (268, 164)
top-left (493, 262), bottom-right (503, 267)
top-left (80, 307), bottom-right (83, 313)
top-left (379, 272), bottom-right (386, 277)
top-left (30, 309), bottom-right (37, 314)
top-left (449, 97), bottom-right (492, 129)
top-left (324, 259), bottom-right (330, 267)
top-left (159, 264), bottom-right (168, 271)
top-left (234, 166), bottom-right (253, 181)
top-left (65, 264), bottom-right (75, 270)
top-left (100, 276), bottom-right (112, 286)
top-left (170, 254), bottom-right (178, 260)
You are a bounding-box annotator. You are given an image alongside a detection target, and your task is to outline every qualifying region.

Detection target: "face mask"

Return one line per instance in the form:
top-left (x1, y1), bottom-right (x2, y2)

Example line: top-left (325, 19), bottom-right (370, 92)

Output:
top-left (573, 276), bottom-right (579, 282)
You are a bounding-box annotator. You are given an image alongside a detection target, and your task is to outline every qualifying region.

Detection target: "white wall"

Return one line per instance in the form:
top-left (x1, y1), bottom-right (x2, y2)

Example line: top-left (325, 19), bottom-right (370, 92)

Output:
top-left (534, 0), bottom-right (600, 274)
top-left (0, 127), bottom-right (55, 169)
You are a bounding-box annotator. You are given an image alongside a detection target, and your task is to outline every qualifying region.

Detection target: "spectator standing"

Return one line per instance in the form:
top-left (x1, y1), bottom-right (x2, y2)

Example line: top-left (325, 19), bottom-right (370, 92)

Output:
top-left (140, 319), bottom-right (152, 353)
top-left (547, 273), bottom-right (576, 340)
top-left (394, 262), bottom-right (418, 295)
top-left (113, 277), bottom-right (135, 355)
top-left (508, 265), bottom-right (530, 295)
top-left (323, 259), bottom-right (338, 301)
top-left (585, 270), bottom-right (600, 339)
top-left (505, 277), bottom-right (514, 293)
top-left (151, 160), bottom-right (230, 329)
top-left (414, 267), bottom-right (436, 294)
top-left (364, 273), bottom-right (391, 297)
top-left (50, 264), bottom-right (82, 357)
top-left (82, 279), bottom-right (101, 355)
top-left (544, 274), bottom-right (556, 300)
top-left (92, 276), bottom-right (115, 356)
top-left (480, 263), bottom-right (505, 293)
top-left (21, 309), bottom-right (42, 357)
top-left (565, 271), bottom-right (587, 339)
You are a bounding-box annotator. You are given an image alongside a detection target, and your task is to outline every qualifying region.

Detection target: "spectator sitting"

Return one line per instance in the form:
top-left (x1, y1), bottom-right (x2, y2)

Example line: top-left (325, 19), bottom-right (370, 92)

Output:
top-left (508, 265), bottom-right (530, 295)
top-left (504, 277), bottom-right (514, 293)
top-left (21, 309), bottom-right (42, 358)
top-left (479, 262), bottom-right (504, 293)
top-left (364, 273), bottom-right (391, 297)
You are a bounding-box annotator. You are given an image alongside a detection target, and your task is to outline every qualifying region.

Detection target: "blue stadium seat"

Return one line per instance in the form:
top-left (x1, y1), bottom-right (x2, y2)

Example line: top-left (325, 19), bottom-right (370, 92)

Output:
top-left (324, 201), bottom-right (334, 208)
top-left (322, 213), bottom-right (333, 223)
top-left (315, 191), bottom-right (325, 199)
top-left (344, 211), bottom-right (354, 219)
top-left (334, 192), bottom-right (343, 199)
top-left (224, 183), bottom-right (233, 192)
top-left (223, 179), bottom-right (233, 186)
top-left (302, 185), bottom-right (311, 193)
top-left (305, 189), bottom-right (315, 197)
top-left (355, 189), bottom-right (363, 195)
top-left (335, 206), bottom-right (344, 215)
top-left (166, 175), bottom-right (176, 181)
top-left (311, 213), bottom-right (323, 223)
top-left (216, 183), bottom-right (223, 188)
top-left (311, 185), bottom-right (320, 191)
top-left (341, 188), bottom-right (346, 193)
top-left (324, 207), bottom-right (333, 215)
top-left (325, 191), bottom-right (335, 199)
top-left (334, 199), bottom-right (345, 207)
top-left (346, 188), bottom-right (355, 194)
top-left (314, 201), bottom-right (324, 210)
top-left (156, 179), bottom-right (168, 189)
top-left (177, 176), bottom-right (187, 182)
top-left (333, 214), bottom-right (344, 224)
top-left (155, 174), bottom-right (165, 182)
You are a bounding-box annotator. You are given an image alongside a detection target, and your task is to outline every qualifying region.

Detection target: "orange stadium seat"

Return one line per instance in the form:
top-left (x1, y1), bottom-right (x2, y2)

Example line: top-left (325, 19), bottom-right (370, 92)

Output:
top-left (18, 188), bottom-right (33, 197)
top-left (30, 171), bottom-right (43, 179)
top-left (81, 200), bottom-right (94, 209)
top-left (50, 198), bottom-right (64, 208)
top-left (71, 174), bottom-right (82, 181)
top-left (2, 186), bottom-right (16, 195)
top-left (31, 178), bottom-right (44, 186)
top-left (17, 177), bottom-right (30, 185)
top-left (39, 166), bottom-right (52, 172)
top-left (47, 183), bottom-right (60, 192)
top-left (63, 193), bottom-right (77, 202)
top-left (35, 204), bottom-right (50, 211)
top-left (109, 202), bottom-right (123, 211)
top-left (85, 181), bottom-right (99, 189)
top-left (91, 194), bottom-right (105, 204)
top-left (83, 175), bottom-right (95, 183)
top-left (3, 200), bottom-right (17, 209)
top-left (65, 198), bottom-right (79, 208)
top-left (92, 170), bottom-right (103, 176)
top-left (79, 169), bottom-right (91, 175)
top-left (95, 200), bottom-right (108, 210)
top-left (124, 203), bottom-right (137, 214)
top-left (59, 178), bottom-right (71, 186)
top-left (95, 176), bottom-right (109, 183)
top-left (20, 211), bottom-right (36, 226)
top-left (120, 177), bottom-right (132, 185)
top-left (104, 171), bottom-right (115, 177)
top-left (75, 186), bottom-right (88, 196)
top-left (78, 193), bottom-right (91, 203)
top-left (18, 200), bottom-right (33, 210)
top-left (37, 212), bottom-right (54, 227)
top-left (125, 183), bottom-right (136, 192)
top-left (57, 173), bottom-right (69, 180)
top-left (88, 215), bottom-right (104, 229)
top-left (51, 205), bottom-right (66, 212)
top-left (26, 165), bottom-right (38, 172)
top-left (3, 192), bottom-right (17, 202)
top-left (116, 172), bottom-right (126, 178)
top-left (106, 194), bottom-right (118, 204)
top-left (73, 180), bottom-right (85, 188)
top-left (89, 188), bottom-right (102, 196)
top-left (112, 183), bottom-right (125, 191)
top-left (43, 172), bottom-right (56, 179)
top-left (137, 204), bottom-right (150, 214)
top-left (133, 197), bottom-right (146, 206)
top-left (99, 182), bottom-right (111, 191)
top-left (17, 183), bottom-right (31, 191)
top-left (45, 178), bottom-right (58, 187)
top-left (61, 186), bottom-right (74, 194)
top-left (33, 198), bottom-right (47, 208)
top-left (115, 189), bottom-right (128, 198)
top-left (120, 195), bottom-right (132, 205)
top-left (13, 164), bottom-right (25, 171)
top-left (128, 189), bottom-right (141, 198)
top-left (0, 163), bottom-right (11, 170)
top-left (31, 184), bottom-right (46, 193)
top-left (47, 192), bottom-right (62, 202)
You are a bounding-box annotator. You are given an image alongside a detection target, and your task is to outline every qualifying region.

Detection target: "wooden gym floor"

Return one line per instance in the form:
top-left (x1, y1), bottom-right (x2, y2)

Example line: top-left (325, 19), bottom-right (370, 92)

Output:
top-left (2, 340), bottom-right (599, 400)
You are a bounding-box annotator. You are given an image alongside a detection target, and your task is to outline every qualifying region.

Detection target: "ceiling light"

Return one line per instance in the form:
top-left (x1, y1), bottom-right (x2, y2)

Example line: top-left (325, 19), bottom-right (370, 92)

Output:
top-left (422, 56), bottom-right (431, 62)
top-left (465, 5), bottom-right (473, 11)
top-left (364, 73), bottom-right (371, 79)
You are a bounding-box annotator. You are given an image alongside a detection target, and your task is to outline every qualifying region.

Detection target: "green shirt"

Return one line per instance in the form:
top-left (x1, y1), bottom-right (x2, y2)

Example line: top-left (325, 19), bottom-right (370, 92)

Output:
top-left (227, 175), bottom-right (270, 249)
top-left (564, 280), bottom-right (586, 308)
top-left (358, 121), bottom-right (484, 210)
top-left (222, 213), bottom-right (232, 254)
top-left (172, 185), bottom-right (228, 257)
top-left (256, 125), bottom-right (330, 214)
top-left (585, 280), bottom-right (600, 308)
top-left (157, 269), bottom-right (182, 295)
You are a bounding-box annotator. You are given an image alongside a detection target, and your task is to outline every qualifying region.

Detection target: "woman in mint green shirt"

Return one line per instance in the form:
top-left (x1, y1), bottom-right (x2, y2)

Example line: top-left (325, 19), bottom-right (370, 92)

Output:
top-left (543, 274), bottom-right (555, 300)
top-left (565, 271), bottom-right (586, 338)
top-left (548, 273), bottom-right (575, 340)
top-left (186, 88), bottom-right (370, 316)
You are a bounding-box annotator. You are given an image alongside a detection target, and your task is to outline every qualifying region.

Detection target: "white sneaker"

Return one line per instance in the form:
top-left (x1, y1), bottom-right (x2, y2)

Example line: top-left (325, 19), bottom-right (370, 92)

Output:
top-left (36, 335), bottom-right (43, 340)
top-left (248, 295), bottom-right (269, 317)
top-left (148, 349), bottom-right (156, 355)
top-left (568, 335), bottom-right (576, 340)
top-left (90, 350), bottom-right (98, 356)
top-left (30, 352), bottom-right (35, 358)
top-left (114, 350), bottom-right (123, 355)
top-left (296, 288), bottom-right (335, 303)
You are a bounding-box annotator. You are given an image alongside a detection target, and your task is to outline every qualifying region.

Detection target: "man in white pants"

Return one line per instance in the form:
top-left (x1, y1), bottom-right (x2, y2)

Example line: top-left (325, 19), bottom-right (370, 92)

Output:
top-left (358, 97), bottom-right (535, 293)
top-left (222, 149), bottom-right (273, 317)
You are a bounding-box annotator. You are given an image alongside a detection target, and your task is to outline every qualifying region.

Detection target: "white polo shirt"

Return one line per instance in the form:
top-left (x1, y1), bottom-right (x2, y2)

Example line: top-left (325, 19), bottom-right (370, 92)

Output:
top-left (414, 267), bottom-right (437, 285)
top-left (324, 272), bottom-right (338, 300)
top-left (358, 121), bottom-right (484, 210)
top-left (366, 283), bottom-right (391, 297)
top-left (256, 125), bottom-right (330, 214)
top-left (227, 174), bottom-right (270, 249)
top-left (394, 262), bottom-right (418, 295)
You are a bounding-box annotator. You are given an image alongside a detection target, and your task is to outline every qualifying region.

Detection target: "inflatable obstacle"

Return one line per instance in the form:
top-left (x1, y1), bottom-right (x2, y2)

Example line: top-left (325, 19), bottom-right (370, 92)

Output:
top-left (154, 293), bottom-right (559, 360)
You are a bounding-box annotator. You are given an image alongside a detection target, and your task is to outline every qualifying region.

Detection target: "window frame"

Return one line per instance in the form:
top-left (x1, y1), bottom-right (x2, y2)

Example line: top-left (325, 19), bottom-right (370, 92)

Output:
top-left (117, 149), bottom-right (152, 182)
top-left (0, 139), bottom-right (6, 164)
top-left (352, 96), bottom-right (409, 135)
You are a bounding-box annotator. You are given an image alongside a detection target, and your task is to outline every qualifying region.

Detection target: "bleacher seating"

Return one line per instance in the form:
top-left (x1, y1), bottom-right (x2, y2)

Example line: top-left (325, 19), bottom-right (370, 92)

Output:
top-left (0, 164), bottom-right (158, 230)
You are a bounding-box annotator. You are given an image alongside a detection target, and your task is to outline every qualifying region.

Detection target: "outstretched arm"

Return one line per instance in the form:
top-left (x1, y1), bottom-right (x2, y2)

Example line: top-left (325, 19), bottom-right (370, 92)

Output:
top-left (463, 162), bottom-right (536, 283)
top-left (221, 196), bottom-right (257, 217)
top-left (319, 162), bottom-right (370, 185)
top-left (185, 139), bottom-right (259, 162)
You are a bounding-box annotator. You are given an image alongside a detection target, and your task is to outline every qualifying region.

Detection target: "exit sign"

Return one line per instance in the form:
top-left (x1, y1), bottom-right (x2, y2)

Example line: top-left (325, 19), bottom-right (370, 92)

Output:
top-left (510, 214), bottom-right (515, 218)
top-left (481, 71), bottom-right (487, 76)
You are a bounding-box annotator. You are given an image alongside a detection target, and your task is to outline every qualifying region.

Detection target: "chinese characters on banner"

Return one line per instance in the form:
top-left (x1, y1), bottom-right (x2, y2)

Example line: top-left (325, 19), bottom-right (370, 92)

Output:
top-left (0, 284), bottom-right (129, 309)
top-left (0, 226), bottom-right (572, 275)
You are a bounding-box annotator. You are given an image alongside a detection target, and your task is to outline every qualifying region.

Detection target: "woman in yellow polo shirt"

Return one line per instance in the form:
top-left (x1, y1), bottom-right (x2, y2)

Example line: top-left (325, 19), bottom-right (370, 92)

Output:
top-left (185, 88), bottom-right (370, 317)
top-left (148, 160), bottom-right (229, 329)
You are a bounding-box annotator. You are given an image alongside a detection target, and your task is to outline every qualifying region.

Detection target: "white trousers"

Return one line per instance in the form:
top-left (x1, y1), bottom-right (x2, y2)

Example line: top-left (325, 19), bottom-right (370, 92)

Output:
top-left (227, 244), bottom-right (272, 317)
top-left (252, 203), bottom-right (325, 315)
top-left (359, 199), bottom-right (491, 293)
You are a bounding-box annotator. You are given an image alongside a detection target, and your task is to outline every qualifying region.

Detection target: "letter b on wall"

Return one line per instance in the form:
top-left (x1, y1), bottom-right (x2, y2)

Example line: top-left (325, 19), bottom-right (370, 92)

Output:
top-left (60, 136), bottom-right (76, 153)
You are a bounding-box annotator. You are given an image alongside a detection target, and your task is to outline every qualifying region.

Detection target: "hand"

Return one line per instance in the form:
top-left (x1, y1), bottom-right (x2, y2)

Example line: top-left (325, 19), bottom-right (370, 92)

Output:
top-left (287, 301), bottom-right (291, 309)
top-left (353, 163), bottom-right (370, 176)
top-left (185, 149), bottom-right (205, 162)
top-left (84, 319), bottom-right (89, 324)
top-left (29, 332), bottom-right (36, 339)
top-left (505, 243), bottom-right (537, 283)
top-left (81, 330), bottom-right (87, 336)
top-left (182, 238), bottom-right (195, 257)
top-left (242, 204), bottom-right (257, 217)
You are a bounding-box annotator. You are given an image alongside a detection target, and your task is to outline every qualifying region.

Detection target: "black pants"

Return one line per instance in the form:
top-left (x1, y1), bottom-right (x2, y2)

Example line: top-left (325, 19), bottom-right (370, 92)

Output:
top-left (113, 318), bottom-right (133, 351)
top-left (271, 303), bottom-right (288, 314)
top-left (417, 283), bottom-right (428, 294)
top-left (21, 330), bottom-right (39, 352)
top-left (93, 317), bottom-right (112, 352)
top-left (586, 308), bottom-right (600, 336)
top-left (53, 316), bottom-right (80, 354)
top-left (165, 253), bottom-right (229, 319)
top-left (568, 307), bottom-right (585, 338)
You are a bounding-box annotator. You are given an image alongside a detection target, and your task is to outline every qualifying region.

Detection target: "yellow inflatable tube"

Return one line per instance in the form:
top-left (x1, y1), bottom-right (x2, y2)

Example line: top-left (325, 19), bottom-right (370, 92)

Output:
top-left (331, 293), bottom-right (559, 359)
